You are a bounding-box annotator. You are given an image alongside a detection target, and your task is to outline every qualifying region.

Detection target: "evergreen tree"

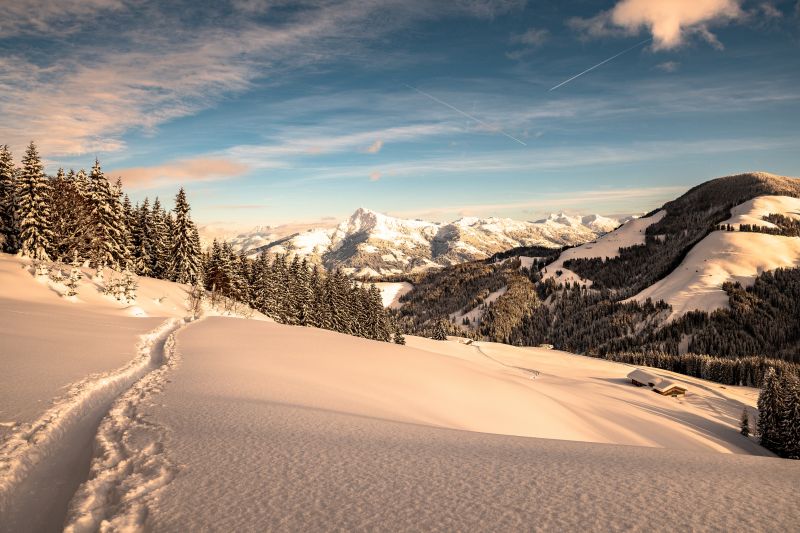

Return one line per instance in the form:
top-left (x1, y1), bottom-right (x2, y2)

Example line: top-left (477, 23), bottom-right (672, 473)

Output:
top-left (132, 199), bottom-right (153, 276)
top-left (49, 168), bottom-right (90, 262)
top-left (758, 368), bottom-right (784, 453)
top-left (111, 178), bottom-right (133, 268)
top-left (150, 198), bottom-right (170, 277)
top-left (169, 188), bottom-right (200, 284)
top-left (0, 144), bottom-right (19, 253)
top-left (87, 160), bottom-right (127, 268)
top-left (16, 142), bottom-right (52, 260)
top-left (431, 320), bottom-right (448, 341)
top-left (740, 408), bottom-right (750, 437)
top-left (779, 373), bottom-right (800, 459)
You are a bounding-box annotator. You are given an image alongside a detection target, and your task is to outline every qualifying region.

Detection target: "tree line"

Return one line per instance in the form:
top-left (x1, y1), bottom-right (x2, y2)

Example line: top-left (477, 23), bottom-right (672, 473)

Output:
top-left (202, 240), bottom-right (401, 343)
top-left (0, 141), bottom-right (398, 343)
top-left (0, 142), bottom-right (201, 283)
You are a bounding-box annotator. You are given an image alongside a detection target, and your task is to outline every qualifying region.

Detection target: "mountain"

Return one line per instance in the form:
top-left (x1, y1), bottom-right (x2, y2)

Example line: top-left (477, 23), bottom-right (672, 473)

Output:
top-left (227, 208), bottom-right (620, 278)
top-left (395, 172), bottom-right (800, 366)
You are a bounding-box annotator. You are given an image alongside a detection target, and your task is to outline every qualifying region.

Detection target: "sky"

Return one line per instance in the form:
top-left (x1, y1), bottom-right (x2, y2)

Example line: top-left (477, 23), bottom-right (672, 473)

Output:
top-left (1, 0), bottom-right (799, 230)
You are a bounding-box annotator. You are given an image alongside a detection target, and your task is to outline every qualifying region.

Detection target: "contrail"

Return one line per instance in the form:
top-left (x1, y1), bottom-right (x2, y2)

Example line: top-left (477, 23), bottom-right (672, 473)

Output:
top-left (549, 38), bottom-right (652, 91)
top-left (405, 84), bottom-right (527, 146)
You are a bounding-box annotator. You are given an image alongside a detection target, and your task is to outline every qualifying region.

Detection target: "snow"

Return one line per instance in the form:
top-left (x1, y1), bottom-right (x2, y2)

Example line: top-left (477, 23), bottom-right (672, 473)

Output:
top-left (629, 197), bottom-right (800, 318)
top-left (231, 207), bottom-right (619, 277)
top-left (2, 251), bottom-right (799, 531)
top-left (372, 281), bottom-right (413, 308)
top-left (0, 253), bottom-right (256, 531)
top-left (539, 210), bottom-right (665, 286)
top-left (130, 319), bottom-right (798, 531)
top-left (290, 228), bottom-right (333, 256)
top-left (722, 195), bottom-right (800, 229)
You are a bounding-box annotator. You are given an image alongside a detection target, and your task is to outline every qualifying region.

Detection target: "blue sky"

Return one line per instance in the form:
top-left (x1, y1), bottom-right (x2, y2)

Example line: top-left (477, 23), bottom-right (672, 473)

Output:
top-left (1, 0), bottom-right (799, 227)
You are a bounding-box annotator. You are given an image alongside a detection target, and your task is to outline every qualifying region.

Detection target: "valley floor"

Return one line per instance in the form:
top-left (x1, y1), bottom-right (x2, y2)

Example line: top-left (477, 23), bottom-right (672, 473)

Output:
top-left (1, 253), bottom-right (798, 531)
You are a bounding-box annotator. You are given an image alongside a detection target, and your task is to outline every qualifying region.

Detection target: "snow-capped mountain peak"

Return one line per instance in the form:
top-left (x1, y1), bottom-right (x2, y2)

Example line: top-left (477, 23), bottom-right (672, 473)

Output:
top-left (225, 207), bottom-right (621, 277)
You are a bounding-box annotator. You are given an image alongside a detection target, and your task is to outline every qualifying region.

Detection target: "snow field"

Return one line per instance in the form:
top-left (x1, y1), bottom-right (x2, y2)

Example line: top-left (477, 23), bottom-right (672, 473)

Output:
top-left (64, 320), bottom-right (186, 532)
top-left (141, 318), bottom-right (799, 531)
top-left (629, 196), bottom-right (800, 317)
top-left (0, 317), bottom-right (186, 532)
top-left (372, 281), bottom-right (413, 308)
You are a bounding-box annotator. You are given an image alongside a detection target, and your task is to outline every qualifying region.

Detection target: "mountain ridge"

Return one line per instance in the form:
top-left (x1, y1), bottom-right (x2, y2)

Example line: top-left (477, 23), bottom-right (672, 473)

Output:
top-left (224, 207), bottom-right (621, 277)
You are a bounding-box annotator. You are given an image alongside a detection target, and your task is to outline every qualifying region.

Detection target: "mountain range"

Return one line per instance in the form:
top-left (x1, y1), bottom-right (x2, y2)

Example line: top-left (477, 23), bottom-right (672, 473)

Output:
top-left (224, 208), bottom-right (621, 277)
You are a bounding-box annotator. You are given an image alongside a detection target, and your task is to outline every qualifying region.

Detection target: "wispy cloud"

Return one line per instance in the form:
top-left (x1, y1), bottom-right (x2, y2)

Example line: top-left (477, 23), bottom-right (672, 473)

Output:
top-left (366, 139), bottom-right (384, 154)
top-left (112, 157), bottom-right (250, 190)
top-left (387, 185), bottom-right (686, 220)
top-left (506, 27), bottom-right (550, 59)
top-left (225, 123), bottom-right (458, 167)
top-left (0, 0), bottom-right (124, 36)
top-left (0, 0), bottom-right (527, 157)
top-left (288, 136), bottom-right (798, 183)
top-left (656, 60), bottom-right (681, 72)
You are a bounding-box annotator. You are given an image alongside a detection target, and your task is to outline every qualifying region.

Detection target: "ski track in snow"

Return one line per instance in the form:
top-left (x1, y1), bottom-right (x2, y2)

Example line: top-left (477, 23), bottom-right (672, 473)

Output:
top-left (0, 316), bottom-right (188, 531)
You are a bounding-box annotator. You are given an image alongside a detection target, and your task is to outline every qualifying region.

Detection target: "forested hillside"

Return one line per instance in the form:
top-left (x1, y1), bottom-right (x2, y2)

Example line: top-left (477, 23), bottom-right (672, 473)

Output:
top-left (396, 173), bottom-right (800, 374)
top-left (564, 173), bottom-right (800, 294)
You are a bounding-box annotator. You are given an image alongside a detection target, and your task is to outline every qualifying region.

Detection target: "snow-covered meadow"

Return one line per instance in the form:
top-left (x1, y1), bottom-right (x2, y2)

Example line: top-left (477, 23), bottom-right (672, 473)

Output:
top-left (1, 252), bottom-right (799, 531)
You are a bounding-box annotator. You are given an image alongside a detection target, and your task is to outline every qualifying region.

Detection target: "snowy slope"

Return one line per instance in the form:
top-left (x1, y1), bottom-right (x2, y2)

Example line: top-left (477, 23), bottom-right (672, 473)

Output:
top-left (0, 253), bottom-right (262, 532)
top-left (228, 207), bottom-right (620, 277)
top-left (539, 210), bottom-right (665, 286)
top-left (110, 317), bottom-right (798, 531)
top-left (722, 195), bottom-right (800, 229)
top-left (629, 196), bottom-right (800, 317)
top-left (2, 251), bottom-right (798, 531)
top-left (372, 281), bottom-right (413, 308)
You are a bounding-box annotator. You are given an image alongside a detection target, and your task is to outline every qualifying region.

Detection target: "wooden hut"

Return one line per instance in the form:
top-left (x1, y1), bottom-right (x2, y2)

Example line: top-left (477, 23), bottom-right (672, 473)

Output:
top-left (653, 380), bottom-right (687, 396)
top-left (628, 369), bottom-right (658, 387)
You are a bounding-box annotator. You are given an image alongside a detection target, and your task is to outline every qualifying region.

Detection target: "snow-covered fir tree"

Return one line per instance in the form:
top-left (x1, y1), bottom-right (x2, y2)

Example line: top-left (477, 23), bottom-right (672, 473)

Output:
top-left (49, 168), bottom-right (90, 262)
top-left (131, 199), bottom-right (154, 276)
top-left (16, 142), bottom-right (53, 260)
top-left (150, 198), bottom-right (170, 277)
top-left (0, 144), bottom-right (19, 253)
top-left (169, 188), bottom-right (201, 284)
top-left (87, 160), bottom-right (128, 269)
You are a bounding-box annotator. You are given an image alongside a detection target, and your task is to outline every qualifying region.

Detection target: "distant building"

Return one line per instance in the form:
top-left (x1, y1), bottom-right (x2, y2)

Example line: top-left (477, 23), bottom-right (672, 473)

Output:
top-left (653, 380), bottom-right (687, 397)
top-left (627, 369), bottom-right (687, 396)
top-left (628, 369), bottom-right (658, 387)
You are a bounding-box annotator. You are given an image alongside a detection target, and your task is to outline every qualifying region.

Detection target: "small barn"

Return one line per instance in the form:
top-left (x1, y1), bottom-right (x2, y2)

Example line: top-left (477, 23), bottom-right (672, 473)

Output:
top-left (653, 380), bottom-right (687, 397)
top-left (628, 369), bottom-right (658, 388)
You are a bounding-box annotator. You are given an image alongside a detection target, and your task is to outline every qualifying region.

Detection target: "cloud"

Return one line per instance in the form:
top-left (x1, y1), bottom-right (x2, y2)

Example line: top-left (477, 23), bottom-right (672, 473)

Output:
top-left (111, 157), bottom-right (250, 190)
top-left (366, 139), bottom-right (384, 153)
top-left (569, 0), bottom-right (743, 50)
top-left (0, 0), bottom-right (124, 36)
top-left (369, 171), bottom-right (382, 181)
top-left (388, 185), bottom-right (686, 220)
top-left (0, 0), bottom-right (526, 157)
top-left (289, 136), bottom-right (797, 183)
top-left (656, 60), bottom-right (680, 72)
top-left (758, 2), bottom-right (783, 18)
top-left (506, 27), bottom-right (550, 60)
top-left (226, 123), bottom-right (456, 166)
top-left (511, 27), bottom-right (550, 47)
